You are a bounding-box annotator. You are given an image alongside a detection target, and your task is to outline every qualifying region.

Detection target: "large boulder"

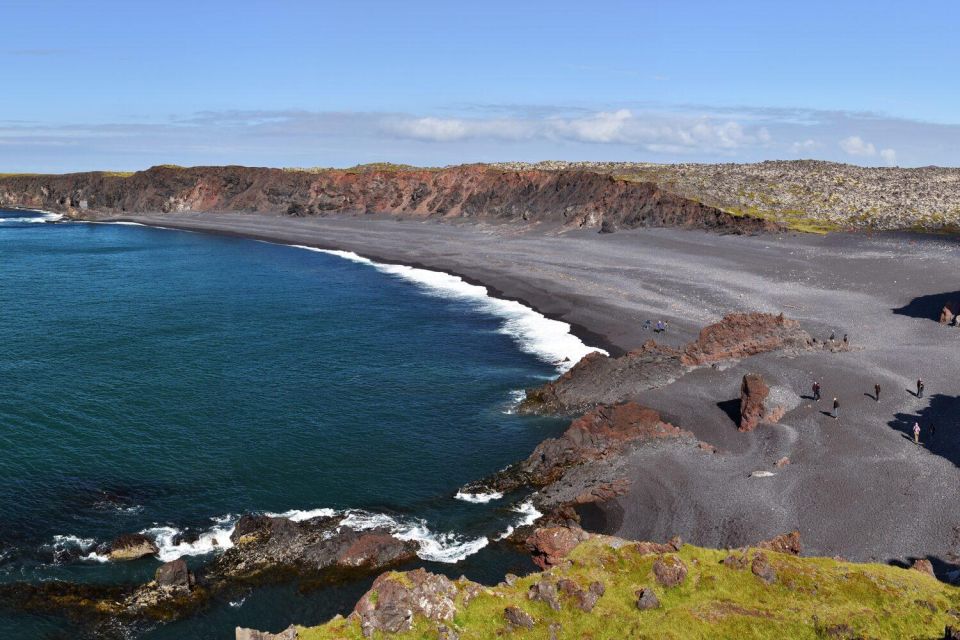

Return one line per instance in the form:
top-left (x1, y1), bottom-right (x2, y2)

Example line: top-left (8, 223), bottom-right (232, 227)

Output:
top-left (155, 559), bottom-right (193, 589)
top-left (526, 526), bottom-right (590, 570)
top-left (757, 531), bottom-right (802, 555)
top-left (353, 569), bottom-right (458, 638)
top-left (109, 533), bottom-right (158, 561)
top-left (652, 555), bottom-right (688, 587)
top-left (739, 373), bottom-right (770, 432)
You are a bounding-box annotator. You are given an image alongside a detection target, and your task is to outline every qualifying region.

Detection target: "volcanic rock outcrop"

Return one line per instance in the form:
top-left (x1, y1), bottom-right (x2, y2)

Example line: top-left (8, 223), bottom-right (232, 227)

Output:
top-left (739, 373), bottom-right (769, 432)
top-left (0, 164), bottom-right (780, 234)
top-left (0, 513), bottom-right (417, 627)
top-left (521, 313), bottom-right (831, 414)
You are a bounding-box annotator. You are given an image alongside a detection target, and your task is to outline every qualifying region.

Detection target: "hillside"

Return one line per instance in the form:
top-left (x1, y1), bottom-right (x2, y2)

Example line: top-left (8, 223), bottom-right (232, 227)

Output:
top-left (493, 160), bottom-right (960, 232)
top-left (241, 531), bottom-right (960, 640)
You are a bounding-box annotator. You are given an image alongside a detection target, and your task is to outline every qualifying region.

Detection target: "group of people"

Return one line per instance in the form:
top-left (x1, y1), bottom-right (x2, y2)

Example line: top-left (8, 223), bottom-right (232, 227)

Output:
top-left (642, 319), bottom-right (669, 333)
top-left (810, 377), bottom-right (934, 444)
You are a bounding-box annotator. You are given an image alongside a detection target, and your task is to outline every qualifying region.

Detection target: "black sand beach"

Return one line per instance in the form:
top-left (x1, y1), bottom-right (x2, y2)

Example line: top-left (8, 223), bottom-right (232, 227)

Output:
top-left (111, 212), bottom-right (960, 571)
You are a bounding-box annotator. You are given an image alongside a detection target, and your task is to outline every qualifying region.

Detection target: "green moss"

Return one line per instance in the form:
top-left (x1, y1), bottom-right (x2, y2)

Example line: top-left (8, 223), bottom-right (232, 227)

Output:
top-left (295, 539), bottom-right (959, 639)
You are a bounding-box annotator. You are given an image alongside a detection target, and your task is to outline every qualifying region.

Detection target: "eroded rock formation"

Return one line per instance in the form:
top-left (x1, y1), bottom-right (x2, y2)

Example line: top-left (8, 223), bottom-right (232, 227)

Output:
top-left (521, 313), bottom-right (830, 414)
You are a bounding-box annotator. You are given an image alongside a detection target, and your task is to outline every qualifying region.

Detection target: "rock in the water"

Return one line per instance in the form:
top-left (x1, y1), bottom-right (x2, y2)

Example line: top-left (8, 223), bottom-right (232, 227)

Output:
top-left (526, 526), bottom-right (589, 570)
top-left (757, 531), bottom-right (801, 555)
top-left (109, 533), bottom-right (158, 561)
top-left (652, 555), bottom-right (688, 587)
top-left (353, 569), bottom-right (458, 637)
top-left (739, 373), bottom-right (769, 432)
top-left (235, 626), bottom-right (298, 640)
top-left (912, 558), bottom-right (936, 578)
top-left (155, 559), bottom-right (193, 589)
top-left (635, 587), bottom-right (661, 610)
top-left (751, 552), bottom-right (777, 584)
top-left (503, 605), bottom-right (535, 629)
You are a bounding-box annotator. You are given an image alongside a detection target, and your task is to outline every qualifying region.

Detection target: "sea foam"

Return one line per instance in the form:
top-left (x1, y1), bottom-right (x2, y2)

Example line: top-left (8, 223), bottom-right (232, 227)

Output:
top-left (0, 212), bottom-right (63, 223)
top-left (291, 246), bottom-right (607, 371)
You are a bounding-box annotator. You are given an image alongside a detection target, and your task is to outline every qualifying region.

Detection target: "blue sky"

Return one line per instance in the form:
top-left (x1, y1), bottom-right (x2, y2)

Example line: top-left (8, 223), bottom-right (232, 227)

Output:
top-left (2, 0), bottom-right (958, 171)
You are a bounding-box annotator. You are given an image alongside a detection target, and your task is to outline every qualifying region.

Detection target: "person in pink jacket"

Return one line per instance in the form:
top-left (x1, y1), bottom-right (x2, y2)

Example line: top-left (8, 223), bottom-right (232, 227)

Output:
top-left (913, 422), bottom-right (921, 444)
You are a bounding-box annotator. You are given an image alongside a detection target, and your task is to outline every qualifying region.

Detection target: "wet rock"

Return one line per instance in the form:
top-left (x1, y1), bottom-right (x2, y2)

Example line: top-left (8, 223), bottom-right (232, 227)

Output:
top-left (109, 533), bottom-right (158, 561)
top-left (757, 531), bottom-right (801, 555)
top-left (635, 587), bottom-right (660, 610)
top-left (528, 580), bottom-right (561, 611)
top-left (912, 558), bottom-right (936, 578)
top-left (652, 555), bottom-right (688, 587)
top-left (526, 526), bottom-right (589, 570)
top-left (503, 605), bottom-right (535, 630)
top-left (336, 531), bottom-right (416, 568)
top-left (235, 626), bottom-right (298, 640)
top-left (739, 373), bottom-right (769, 432)
top-left (353, 569), bottom-right (458, 637)
top-left (751, 552), bottom-right (777, 584)
top-left (155, 559), bottom-right (193, 589)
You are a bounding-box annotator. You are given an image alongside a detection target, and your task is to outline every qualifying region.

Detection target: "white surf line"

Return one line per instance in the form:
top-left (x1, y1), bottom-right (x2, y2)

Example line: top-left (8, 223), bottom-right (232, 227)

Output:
top-left (290, 245), bottom-right (608, 372)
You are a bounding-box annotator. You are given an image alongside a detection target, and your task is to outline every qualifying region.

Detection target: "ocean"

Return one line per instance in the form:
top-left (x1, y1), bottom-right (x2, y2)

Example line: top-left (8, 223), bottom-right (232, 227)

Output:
top-left (0, 209), bottom-right (599, 638)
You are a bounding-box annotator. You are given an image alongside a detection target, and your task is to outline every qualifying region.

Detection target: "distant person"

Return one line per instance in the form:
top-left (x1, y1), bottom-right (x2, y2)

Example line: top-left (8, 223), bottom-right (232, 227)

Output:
top-left (832, 397), bottom-right (840, 420)
top-left (655, 320), bottom-right (665, 333)
top-left (829, 330), bottom-right (836, 341)
top-left (643, 320), bottom-right (652, 331)
top-left (913, 421), bottom-right (921, 444)
top-left (874, 383), bottom-right (881, 402)
top-left (917, 378), bottom-right (924, 399)
top-left (843, 333), bottom-right (848, 344)
top-left (812, 381), bottom-right (822, 401)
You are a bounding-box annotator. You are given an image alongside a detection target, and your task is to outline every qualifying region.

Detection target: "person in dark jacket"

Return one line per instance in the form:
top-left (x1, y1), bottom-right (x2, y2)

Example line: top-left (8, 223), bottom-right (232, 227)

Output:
top-left (812, 381), bottom-right (822, 401)
top-left (917, 378), bottom-right (924, 398)
top-left (874, 383), bottom-right (881, 401)
top-left (832, 397), bottom-right (840, 419)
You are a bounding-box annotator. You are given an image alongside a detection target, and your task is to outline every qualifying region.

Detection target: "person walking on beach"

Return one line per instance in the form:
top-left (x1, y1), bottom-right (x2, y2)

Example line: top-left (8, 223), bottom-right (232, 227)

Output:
top-left (812, 381), bottom-right (822, 401)
top-left (832, 397), bottom-right (840, 420)
top-left (874, 383), bottom-right (881, 402)
top-left (917, 378), bottom-right (925, 399)
top-left (643, 319), bottom-right (652, 331)
top-left (655, 320), bottom-right (665, 333)
top-left (913, 421), bottom-right (921, 444)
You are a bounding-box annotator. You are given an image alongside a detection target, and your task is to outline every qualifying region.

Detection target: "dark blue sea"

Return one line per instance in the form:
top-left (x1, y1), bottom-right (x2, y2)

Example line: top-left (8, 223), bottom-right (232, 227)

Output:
top-left (0, 209), bottom-right (599, 638)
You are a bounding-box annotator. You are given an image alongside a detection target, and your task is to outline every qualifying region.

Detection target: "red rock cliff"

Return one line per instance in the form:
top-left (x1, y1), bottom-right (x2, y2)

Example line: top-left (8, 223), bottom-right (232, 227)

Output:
top-left (0, 164), bottom-right (780, 233)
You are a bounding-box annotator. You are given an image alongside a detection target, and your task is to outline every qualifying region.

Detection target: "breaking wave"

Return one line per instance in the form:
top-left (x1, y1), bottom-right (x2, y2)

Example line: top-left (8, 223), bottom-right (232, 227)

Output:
top-left (292, 246), bottom-right (606, 372)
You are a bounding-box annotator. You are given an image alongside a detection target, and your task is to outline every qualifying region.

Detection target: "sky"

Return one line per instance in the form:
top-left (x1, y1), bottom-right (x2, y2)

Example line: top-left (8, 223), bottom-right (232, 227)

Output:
top-left (1, 0), bottom-right (958, 172)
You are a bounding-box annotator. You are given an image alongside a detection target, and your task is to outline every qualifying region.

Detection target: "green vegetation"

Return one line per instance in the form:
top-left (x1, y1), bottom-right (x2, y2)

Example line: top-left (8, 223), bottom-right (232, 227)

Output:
top-left (296, 538), bottom-right (959, 639)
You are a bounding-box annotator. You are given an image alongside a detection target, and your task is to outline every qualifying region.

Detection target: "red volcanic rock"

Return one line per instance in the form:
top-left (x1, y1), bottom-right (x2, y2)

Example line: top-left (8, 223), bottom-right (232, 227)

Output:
top-left (0, 165), bottom-right (780, 234)
top-left (336, 531), bottom-right (416, 568)
top-left (634, 536), bottom-right (683, 556)
top-left (652, 555), bottom-right (688, 587)
top-left (911, 558), bottom-right (936, 578)
top-left (681, 313), bottom-right (815, 366)
top-left (757, 531), bottom-right (801, 555)
top-left (751, 552), bottom-right (777, 585)
top-left (522, 403), bottom-right (693, 485)
top-left (352, 568), bottom-right (458, 637)
top-left (521, 313), bottom-right (821, 414)
top-left (739, 373), bottom-right (770, 432)
top-left (526, 526), bottom-right (590, 570)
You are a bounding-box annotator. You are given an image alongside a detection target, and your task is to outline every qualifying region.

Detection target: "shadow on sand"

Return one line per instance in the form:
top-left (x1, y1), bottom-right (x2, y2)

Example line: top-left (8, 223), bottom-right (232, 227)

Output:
top-left (716, 399), bottom-right (740, 427)
top-left (888, 393), bottom-right (959, 467)
top-left (892, 290), bottom-right (960, 321)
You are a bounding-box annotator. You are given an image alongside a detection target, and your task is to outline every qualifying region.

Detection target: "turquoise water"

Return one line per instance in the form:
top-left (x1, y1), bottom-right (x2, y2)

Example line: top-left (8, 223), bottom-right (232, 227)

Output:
top-left (0, 210), bottom-right (586, 638)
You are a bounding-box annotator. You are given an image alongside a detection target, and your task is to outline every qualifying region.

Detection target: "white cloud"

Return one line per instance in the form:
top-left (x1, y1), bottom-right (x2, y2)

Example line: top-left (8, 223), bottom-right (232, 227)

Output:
top-left (879, 148), bottom-right (897, 165)
top-left (839, 135), bottom-right (877, 157)
top-left (790, 139), bottom-right (818, 154)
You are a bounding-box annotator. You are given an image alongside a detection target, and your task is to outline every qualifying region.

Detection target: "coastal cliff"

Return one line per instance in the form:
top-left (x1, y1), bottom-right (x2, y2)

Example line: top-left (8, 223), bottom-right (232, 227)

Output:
top-left (0, 164), bottom-right (778, 234)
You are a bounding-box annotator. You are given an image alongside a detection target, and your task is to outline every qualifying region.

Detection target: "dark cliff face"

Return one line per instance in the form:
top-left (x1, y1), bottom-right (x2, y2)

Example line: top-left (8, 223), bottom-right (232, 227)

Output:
top-left (0, 164), bottom-right (780, 233)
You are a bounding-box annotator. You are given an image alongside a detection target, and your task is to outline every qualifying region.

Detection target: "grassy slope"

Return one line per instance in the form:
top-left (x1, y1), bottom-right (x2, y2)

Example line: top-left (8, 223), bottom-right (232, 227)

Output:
top-left (297, 538), bottom-right (958, 640)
